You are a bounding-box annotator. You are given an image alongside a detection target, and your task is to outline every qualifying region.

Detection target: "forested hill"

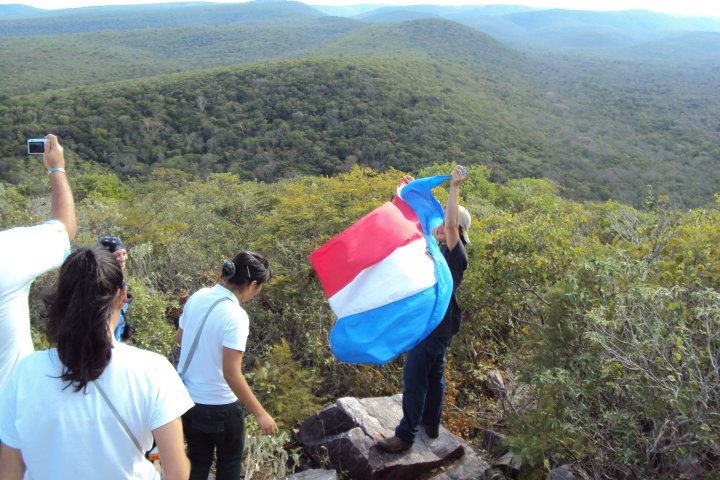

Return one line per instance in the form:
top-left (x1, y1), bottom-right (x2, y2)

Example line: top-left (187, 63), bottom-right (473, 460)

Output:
top-left (0, 5), bottom-right (718, 206)
top-left (0, 17), bottom-right (361, 96)
top-left (1, 16), bottom-right (719, 206)
top-left (0, 18), bottom-right (516, 98)
top-left (341, 6), bottom-right (720, 54)
top-left (0, 4), bottom-right (41, 17)
top-left (1, 18), bottom-right (540, 185)
top-left (0, 57), bottom-right (539, 182)
top-left (0, 1), bottom-right (324, 36)
top-left (628, 31), bottom-right (720, 61)
top-left (318, 19), bottom-right (521, 68)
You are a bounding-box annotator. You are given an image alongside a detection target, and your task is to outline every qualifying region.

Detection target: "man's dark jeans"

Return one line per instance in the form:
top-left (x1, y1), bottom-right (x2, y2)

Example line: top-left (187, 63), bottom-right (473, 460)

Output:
top-left (182, 400), bottom-right (245, 480)
top-left (395, 335), bottom-right (452, 444)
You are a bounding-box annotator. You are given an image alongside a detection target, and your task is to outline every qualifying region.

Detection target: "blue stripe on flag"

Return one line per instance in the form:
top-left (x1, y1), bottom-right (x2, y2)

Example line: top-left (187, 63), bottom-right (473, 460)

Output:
top-left (399, 175), bottom-right (449, 235)
top-left (329, 239), bottom-right (452, 364)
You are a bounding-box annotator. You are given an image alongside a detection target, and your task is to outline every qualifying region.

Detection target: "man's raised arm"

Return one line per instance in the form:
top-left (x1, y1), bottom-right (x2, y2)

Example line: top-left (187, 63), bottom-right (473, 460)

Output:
top-left (44, 134), bottom-right (76, 240)
top-left (444, 165), bottom-right (466, 251)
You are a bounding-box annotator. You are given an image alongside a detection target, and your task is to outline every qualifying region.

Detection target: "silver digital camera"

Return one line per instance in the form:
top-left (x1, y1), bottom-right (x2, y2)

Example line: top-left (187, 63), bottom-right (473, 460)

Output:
top-left (27, 138), bottom-right (46, 155)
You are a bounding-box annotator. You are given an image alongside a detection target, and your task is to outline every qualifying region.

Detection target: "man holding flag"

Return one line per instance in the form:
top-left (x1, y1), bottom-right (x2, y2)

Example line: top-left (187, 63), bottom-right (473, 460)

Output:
top-left (377, 165), bottom-right (471, 453)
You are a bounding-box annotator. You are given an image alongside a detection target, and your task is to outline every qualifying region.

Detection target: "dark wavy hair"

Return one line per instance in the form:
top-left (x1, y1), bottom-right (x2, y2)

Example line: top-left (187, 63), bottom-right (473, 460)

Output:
top-left (46, 247), bottom-right (123, 392)
top-left (221, 251), bottom-right (272, 288)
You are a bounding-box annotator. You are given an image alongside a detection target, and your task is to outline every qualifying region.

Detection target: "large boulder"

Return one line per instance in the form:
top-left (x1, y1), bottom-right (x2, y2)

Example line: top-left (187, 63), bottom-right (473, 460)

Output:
top-left (297, 394), bottom-right (489, 480)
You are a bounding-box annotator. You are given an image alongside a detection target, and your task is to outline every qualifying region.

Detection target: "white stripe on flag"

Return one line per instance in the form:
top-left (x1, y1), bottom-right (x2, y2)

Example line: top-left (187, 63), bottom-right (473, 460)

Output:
top-left (328, 237), bottom-right (436, 319)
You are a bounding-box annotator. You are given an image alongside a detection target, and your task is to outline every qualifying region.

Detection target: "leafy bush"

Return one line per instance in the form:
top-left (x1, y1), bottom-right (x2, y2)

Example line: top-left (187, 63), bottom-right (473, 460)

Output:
top-left (4, 160), bottom-right (720, 477)
top-left (124, 277), bottom-right (177, 358)
top-left (246, 339), bottom-right (324, 430)
top-left (243, 418), bottom-right (299, 480)
top-left (506, 203), bottom-right (720, 477)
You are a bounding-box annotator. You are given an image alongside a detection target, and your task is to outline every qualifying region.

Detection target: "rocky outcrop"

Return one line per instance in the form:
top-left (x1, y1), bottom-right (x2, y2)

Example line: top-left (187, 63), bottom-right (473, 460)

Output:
top-left (283, 469), bottom-right (339, 480)
top-left (296, 394), bottom-right (489, 480)
top-left (492, 450), bottom-right (523, 478)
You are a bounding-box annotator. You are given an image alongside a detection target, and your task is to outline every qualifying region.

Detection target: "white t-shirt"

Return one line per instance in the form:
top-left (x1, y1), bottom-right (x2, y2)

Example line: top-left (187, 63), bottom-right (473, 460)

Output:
top-left (0, 342), bottom-right (194, 480)
top-left (177, 284), bottom-right (249, 405)
top-left (0, 220), bottom-right (70, 391)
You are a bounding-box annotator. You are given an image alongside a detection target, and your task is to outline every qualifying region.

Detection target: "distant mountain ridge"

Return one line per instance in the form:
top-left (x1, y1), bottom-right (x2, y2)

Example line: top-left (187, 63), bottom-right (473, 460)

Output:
top-left (628, 31), bottom-right (720, 60)
top-left (355, 9), bottom-right (443, 23)
top-left (0, 57), bottom-right (542, 180)
top-left (0, 17), bottom-right (363, 96)
top-left (344, 5), bottom-right (720, 51)
top-left (0, 1), bottom-right (324, 36)
top-left (351, 4), bottom-right (536, 19)
top-left (3, 2), bottom-right (720, 53)
top-left (319, 18), bottom-right (521, 67)
top-left (0, 4), bottom-right (42, 18)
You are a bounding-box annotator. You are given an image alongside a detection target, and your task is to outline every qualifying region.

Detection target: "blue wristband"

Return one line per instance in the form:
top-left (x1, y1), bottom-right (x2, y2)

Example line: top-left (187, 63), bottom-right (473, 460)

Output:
top-left (48, 167), bottom-right (65, 175)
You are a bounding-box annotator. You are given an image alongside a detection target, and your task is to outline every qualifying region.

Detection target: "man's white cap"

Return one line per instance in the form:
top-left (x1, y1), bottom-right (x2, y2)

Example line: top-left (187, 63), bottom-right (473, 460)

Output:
top-left (459, 206), bottom-right (471, 244)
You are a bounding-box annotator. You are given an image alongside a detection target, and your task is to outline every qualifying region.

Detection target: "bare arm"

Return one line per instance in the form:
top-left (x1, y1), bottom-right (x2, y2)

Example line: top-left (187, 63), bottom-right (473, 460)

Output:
top-left (222, 347), bottom-right (277, 435)
top-left (0, 443), bottom-right (25, 480)
top-left (43, 134), bottom-right (76, 240)
top-left (152, 418), bottom-right (189, 480)
top-left (175, 328), bottom-right (183, 346)
top-left (444, 165), bottom-right (466, 252)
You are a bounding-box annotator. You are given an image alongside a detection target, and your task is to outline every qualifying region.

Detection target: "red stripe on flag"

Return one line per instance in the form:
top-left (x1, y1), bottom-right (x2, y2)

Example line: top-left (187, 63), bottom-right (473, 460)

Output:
top-left (393, 192), bottom-right (420, 231)
top-left (309, 202), bottom-right (422, 298)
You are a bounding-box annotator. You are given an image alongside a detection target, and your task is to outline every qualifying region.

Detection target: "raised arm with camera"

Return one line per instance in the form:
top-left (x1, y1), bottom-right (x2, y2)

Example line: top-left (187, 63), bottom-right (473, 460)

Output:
top-left (43, 134), bottom-right (76, 240)
top-left (0, 134), bottom-right (77, 393)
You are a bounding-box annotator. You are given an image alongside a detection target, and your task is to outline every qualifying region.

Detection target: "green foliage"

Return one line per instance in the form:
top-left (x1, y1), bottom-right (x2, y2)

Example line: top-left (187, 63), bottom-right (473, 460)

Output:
top-left (658, 200), bottom-right (720, 288)
top-left (2, 17), bottom-right (718, 206)
top-left (3, 112), bottom-right (719, 476)
top-left (0, 18), bottom-right (360, 96)
top-left (455, 177), bottom-right (592, 361)
top-left (242, 419), bottom-right (299, 480)
top-left (0, 2), bottom-right (325, 37)
top-left (0, 55), bottom-right (540, 187)
top-left (73, 173), bottom-right (131, 203)
top-left (124, 277), bottom-right (177, 358)
top-left (246, 339), bottom-right (324, 430)
top-left (0, 182), bottom-right (33, 227)
top-left (505, 201), bottom-right (720, 477)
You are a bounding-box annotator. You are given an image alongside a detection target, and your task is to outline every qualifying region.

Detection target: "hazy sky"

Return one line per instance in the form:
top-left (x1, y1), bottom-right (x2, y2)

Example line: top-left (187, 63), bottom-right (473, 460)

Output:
top-left (3, 0), bottom-right (720, 17)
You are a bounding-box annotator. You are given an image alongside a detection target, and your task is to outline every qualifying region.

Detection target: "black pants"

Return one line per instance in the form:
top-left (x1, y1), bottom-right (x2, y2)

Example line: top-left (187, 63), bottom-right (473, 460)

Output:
top-left (182, 400), bottom-right (245, 480)
top-left (396, 335), bottom-right (452, 444)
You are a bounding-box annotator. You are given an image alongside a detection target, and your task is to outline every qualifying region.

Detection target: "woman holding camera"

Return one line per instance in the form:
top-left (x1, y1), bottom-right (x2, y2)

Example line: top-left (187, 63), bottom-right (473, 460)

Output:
top-left (0, 247), bottom-right (193, 480)
top-left (176, 251), bottom-right (277, 480)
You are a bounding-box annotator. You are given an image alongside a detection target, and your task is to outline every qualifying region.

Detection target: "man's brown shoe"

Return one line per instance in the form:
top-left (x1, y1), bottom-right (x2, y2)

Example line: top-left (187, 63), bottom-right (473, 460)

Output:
top-left (376, 435), bottom-right (412, 453)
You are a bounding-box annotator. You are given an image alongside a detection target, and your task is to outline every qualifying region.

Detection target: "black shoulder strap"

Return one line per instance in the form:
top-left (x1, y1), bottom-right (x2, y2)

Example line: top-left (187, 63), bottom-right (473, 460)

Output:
top-left (179, 297), bottom-right (232, 378)
top-left (94, 380), bottom-right (143, 455)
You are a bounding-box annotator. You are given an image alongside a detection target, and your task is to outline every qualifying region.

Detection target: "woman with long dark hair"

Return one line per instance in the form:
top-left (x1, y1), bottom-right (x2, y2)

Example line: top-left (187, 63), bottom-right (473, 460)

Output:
top-left (0, 247), bottom-right (193, 479)
top-left (176, 251), bottom-right (277, 480)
